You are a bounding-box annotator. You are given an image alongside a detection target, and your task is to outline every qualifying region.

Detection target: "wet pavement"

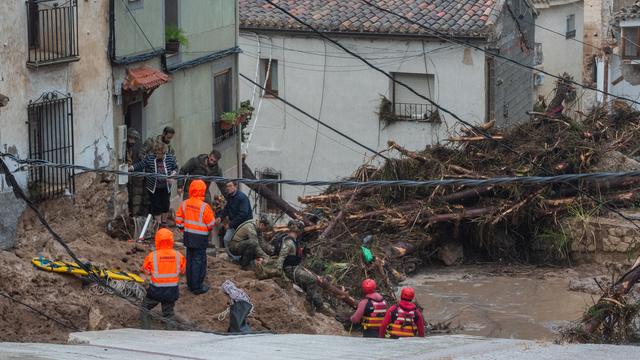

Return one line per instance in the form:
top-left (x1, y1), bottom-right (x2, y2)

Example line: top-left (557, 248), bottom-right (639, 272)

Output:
top-left (404, 266), bottom-right (597, 340)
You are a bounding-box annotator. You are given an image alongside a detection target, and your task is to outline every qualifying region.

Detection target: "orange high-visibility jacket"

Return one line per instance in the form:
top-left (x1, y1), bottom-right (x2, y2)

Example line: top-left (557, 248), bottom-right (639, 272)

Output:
top-left (175, 180), bottom-right (215, 236)
top-left (142, 228), bottom-right (186, 287)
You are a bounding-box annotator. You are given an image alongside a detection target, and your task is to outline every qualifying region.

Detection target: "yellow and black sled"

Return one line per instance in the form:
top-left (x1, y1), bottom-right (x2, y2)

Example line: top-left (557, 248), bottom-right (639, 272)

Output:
top-left (32, 256), bottom-right (144, 283)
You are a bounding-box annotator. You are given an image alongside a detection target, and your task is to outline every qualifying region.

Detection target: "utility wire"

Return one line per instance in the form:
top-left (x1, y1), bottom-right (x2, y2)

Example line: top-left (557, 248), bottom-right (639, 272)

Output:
top-left (0, 157), bottom-right (273, 336)
top-left (357, 0), bottom-right (640, 107)
top-left (0, 290), bottom-right (79, 331)
top-left (120, 0), bottom-right (158, 53)
top-left (261, 0), bottom-right (640, 234)
top-left (240, 74), bottom-right (388, 159)
top-left (4, 152), bottom-right (640, 189)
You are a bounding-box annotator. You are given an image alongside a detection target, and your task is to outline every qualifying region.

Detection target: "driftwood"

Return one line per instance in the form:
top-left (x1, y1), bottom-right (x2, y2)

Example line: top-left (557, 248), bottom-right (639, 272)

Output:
top-left (448, 135), bottom-right (504, 142)
top-left (461, 119), bottom-right (496, 135)
top-left (318, 191), bottom-right (358, 240)
top-left (438, 186), bottom-right (493, 203)
top-left (309, 269), bottom-right (358, 309)
top-left (387, 140), bottom-right (429, 163)
top-left (242, 162), bottom-right (301, 221)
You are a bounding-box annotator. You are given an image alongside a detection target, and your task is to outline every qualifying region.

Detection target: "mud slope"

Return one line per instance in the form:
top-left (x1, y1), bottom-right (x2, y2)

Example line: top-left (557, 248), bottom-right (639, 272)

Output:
top-left (0, 173), bottom-right (343, 343)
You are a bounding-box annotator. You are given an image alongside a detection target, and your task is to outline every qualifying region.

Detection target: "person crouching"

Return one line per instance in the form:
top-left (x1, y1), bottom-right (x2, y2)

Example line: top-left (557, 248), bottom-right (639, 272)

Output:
top-left (140, 228), bottom-right (186, 329)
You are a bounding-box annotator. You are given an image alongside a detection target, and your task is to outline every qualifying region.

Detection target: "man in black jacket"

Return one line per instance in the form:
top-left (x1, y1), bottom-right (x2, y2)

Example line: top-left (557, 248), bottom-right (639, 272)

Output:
top-left (216, 181), bottom-right (253, 260)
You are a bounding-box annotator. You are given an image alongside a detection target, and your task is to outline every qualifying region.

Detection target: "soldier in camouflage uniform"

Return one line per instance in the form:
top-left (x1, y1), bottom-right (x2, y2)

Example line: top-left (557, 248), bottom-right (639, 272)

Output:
top-left (256, 220), bottom-right (330, 315)
top-left (228, 215), bottom-right (272, 267)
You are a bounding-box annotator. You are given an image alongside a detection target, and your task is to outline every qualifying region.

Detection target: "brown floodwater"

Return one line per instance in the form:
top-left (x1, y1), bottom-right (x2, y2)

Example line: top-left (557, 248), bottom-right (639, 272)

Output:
top-left (404, 266), bottom-right (597, 341)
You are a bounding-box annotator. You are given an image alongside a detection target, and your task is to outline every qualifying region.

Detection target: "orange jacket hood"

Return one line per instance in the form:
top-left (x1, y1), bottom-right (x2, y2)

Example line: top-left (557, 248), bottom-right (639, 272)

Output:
top-left (155, 228), bottom-right (175, 250)
top-left (189, 179), bottom-right (207, 200)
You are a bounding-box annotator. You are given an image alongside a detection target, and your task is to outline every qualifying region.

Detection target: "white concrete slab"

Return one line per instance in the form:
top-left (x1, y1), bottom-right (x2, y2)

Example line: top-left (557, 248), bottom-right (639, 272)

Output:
top-left (0, 329), bottom-right (638, 360)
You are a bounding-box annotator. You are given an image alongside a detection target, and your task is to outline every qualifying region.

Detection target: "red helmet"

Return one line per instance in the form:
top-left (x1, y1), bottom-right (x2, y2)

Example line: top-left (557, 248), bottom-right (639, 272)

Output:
top-left (400, 287), bottom-right (415, 301)
top-left (361, 279), bottom-right (377, 295)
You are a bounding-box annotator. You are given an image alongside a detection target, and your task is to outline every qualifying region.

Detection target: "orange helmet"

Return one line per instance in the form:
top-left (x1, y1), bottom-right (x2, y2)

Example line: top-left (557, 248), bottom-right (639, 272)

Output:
top-left (400, 287), bottom-right (415, 301)
top-left (361, 278), bottom-right (377, 295)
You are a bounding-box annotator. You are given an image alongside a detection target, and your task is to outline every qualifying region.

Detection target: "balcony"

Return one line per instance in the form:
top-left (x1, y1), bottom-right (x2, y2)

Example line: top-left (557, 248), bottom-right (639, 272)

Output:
top-left (393, 102), bottom-right (440, 122)
top-left (26, 0), bottom-right (79, 68)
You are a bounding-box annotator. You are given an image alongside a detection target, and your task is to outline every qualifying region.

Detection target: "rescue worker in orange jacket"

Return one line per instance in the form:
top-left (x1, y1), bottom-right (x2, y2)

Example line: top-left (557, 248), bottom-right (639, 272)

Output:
top-left (140, 228), bottom-right (186, 329)
top-left (350, 279), bottom-right (388, 338)
top-left (175, 180), bottom-right (216, 295)
top-left (379, 287), bottom-right (425, 338)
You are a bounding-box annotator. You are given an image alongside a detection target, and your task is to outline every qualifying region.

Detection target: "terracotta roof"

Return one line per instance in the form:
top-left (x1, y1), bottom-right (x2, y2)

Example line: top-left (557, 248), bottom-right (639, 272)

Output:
top-left (239, 0), bottom-right (506, 37)
top-left (614, 1), bottom-right (640, 22)
top-left (122, 66), bottom-right (169, 92)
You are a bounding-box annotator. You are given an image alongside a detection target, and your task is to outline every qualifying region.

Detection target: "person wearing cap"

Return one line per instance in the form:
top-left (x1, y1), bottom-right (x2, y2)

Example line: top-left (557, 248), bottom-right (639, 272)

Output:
top-left (256, 220), bottom-right (331, 316)
top-left (350, 278), bottom-right (388, 337)
top-left (227, 215), bottom-right (272, 268)
top-left (140, 228), bottom-right (186, 329)
top-left (379, 287), bottom-right (425, 338)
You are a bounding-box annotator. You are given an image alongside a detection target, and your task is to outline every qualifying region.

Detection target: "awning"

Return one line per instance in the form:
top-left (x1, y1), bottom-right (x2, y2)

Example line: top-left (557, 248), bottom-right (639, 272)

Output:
top-left (122, 66), bottom-right (169, 92)
top-left (122, 66), bottom-right (169, 107)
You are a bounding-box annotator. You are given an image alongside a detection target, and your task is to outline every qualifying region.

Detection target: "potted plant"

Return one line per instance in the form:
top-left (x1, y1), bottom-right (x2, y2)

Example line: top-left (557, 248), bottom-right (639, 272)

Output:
top-left (165, 25), bottom-right (188, 54)
top-left (237, 100), bottom-right (255, 124)
top-left (220, 112), bottom-right (237, 130)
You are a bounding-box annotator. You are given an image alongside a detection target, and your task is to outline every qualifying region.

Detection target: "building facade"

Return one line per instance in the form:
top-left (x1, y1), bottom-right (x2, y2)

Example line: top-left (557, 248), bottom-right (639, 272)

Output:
top-left (0, 0), bottom-right (114, 249)
top-left (238, 0), bottom-right (535, 209)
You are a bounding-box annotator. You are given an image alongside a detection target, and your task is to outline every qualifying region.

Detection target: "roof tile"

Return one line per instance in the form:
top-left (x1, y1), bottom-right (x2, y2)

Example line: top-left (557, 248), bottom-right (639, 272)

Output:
top-left (239, 0), bottom-right (505, 37)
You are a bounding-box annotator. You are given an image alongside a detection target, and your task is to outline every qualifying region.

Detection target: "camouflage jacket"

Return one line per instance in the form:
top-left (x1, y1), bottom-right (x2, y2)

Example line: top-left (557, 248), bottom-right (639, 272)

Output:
top-left (256, 237), bottom-right (296, 280)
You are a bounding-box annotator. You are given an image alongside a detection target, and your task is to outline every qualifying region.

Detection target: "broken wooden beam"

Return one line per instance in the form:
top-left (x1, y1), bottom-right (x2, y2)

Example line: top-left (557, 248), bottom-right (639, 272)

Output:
top-left (448, 135), bottom-right (504, 142)
top-left (387, 140), bottom-right (429, 163)
top-left (308, 269), bottom-right (358, 309)
top-left (242, 161), bottom-right (302, 221)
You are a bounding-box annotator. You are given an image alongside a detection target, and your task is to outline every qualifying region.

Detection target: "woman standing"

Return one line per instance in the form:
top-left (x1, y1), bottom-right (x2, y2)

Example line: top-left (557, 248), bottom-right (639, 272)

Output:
top-left (130, 141), bottom-right (178, 227)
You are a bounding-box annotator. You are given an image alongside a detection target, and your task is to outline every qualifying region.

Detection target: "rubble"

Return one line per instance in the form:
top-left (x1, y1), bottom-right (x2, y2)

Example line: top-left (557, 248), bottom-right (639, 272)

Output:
top-left (291, 99), bottom-right (640, 322)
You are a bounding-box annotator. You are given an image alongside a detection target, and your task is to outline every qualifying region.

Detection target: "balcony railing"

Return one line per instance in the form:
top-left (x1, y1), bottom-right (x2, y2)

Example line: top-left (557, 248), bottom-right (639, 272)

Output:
top-left (393, 102), bottom-right (440, 122)
top-left (26, 0), bottom-right (79, 67)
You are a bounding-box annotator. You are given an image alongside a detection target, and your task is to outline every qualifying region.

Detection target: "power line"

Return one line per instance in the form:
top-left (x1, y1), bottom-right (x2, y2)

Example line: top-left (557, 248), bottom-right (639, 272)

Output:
top-left (240, 74), bottom-right (388, 159)
top-left (5, 152), bottom-right (640, 189)
top-left (120, 0), bottom-right (158, 53)
top-left (260, 0), bottom-right (640, 234)
top-left (0, 157), bottom-right (274, 336)
top-left (0, 290), bottom-right (79, 331)
top-left (357, 0), bottom-right (640, 107)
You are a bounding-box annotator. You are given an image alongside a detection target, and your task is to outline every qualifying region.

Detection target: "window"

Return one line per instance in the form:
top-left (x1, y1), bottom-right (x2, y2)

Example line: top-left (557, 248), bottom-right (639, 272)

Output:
top-left (391, 73), bottom-right (437, 122)
top-left (622, 27), bottom-right (640, 59)
top-left (260, 59), bottom-right (278, 96)
top-left (26, 0), bottom-right (79, 67)
top-left (566, 14), bottom-right (576, 39)
top-left (165, 0), bottom-right (178, 28)
top-left (213, 70), bottom-right (233, 143)
top-left (534, 42), bottom-right (544, 66)
top-left (257, 169), bottom-right (281, 213)
top-left (27, 92), bottom-right (75, 201)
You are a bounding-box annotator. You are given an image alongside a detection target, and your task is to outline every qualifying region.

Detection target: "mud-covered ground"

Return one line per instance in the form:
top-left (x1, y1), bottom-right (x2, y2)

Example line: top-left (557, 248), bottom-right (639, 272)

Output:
top-left (0, 174), bottom-right (343, 343)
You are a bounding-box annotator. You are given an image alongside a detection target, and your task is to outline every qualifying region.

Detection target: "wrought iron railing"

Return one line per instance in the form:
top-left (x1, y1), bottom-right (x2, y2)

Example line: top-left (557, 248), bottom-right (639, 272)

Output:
top-left (27, 91), bottom-right (75, 201)
top-left (26, 0), bottom-right (79, 67)
top-left (393, 102), bottom-right (439, 122)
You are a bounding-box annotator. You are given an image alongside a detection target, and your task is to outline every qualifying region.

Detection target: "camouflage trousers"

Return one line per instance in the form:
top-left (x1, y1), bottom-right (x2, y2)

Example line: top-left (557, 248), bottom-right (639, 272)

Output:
top-left (228, 237), bottom-right (269, 261)
top-left (284, 266), bottom-right (323, 308)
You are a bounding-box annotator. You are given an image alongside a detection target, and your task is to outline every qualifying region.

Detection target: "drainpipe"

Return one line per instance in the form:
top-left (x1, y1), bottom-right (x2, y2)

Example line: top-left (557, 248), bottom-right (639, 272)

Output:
top-left (603, 55), bottom-right (609, 105)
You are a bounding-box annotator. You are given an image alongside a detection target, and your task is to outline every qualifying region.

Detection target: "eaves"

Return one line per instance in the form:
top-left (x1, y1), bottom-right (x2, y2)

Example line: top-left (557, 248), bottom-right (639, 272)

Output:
top-left (239, 27), bottom-right (489, 43)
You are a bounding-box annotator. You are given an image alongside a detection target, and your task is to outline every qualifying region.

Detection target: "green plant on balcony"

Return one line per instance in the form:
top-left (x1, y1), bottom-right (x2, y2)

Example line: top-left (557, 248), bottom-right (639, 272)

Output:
top-left (220, 112), bottom-right (237, 130)
top-left (165, 25), bottom-right (189, 53)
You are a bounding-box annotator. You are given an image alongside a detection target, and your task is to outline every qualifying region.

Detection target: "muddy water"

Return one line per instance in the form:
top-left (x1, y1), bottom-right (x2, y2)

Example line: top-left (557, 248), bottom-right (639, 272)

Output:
top-left (404, 266), bottom-right (596, 341)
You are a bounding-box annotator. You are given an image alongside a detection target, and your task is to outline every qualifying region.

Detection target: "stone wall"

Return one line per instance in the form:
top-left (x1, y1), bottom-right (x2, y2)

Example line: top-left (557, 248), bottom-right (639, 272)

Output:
top-left (562, 213), bottom-right (640, 261)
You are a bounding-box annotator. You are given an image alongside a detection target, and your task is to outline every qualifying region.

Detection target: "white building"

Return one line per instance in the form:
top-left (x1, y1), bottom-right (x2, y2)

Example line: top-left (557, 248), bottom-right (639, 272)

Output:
top-left (532, 1), bottom-right (585, 104)
top-left (238, 0), bottom-right (536, 209)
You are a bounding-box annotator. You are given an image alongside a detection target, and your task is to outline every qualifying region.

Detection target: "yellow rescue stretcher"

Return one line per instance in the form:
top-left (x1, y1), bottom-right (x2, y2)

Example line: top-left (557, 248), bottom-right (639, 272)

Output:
top-left (31, 256), bottom-right (144, 283)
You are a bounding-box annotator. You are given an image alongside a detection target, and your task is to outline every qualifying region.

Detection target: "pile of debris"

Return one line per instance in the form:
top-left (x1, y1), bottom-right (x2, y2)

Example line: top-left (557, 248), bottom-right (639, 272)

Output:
top-left (289, 99), bottom-right (640, 306)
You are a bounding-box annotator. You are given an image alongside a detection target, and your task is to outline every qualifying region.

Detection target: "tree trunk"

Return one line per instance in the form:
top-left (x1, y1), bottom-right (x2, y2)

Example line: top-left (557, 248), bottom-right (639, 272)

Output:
top-left (242, 162), bottom-right (301, 220)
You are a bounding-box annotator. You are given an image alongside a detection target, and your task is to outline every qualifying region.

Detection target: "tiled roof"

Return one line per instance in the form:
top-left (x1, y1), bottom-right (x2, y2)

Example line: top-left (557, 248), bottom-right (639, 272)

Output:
top-left (123, 66), bottom-right (169, 92)
top-left (239, 0), bottom-right (506, 37)
top-left (614, 1), bottom-right (640, 22)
